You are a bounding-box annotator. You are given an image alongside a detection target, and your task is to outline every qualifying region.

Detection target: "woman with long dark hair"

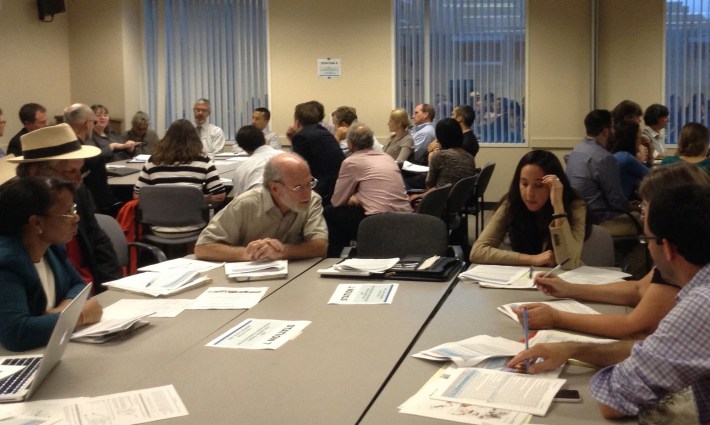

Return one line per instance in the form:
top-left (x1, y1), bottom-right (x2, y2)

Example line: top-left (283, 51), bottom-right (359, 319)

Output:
top-left (470, 150), bottom-right (588, 269)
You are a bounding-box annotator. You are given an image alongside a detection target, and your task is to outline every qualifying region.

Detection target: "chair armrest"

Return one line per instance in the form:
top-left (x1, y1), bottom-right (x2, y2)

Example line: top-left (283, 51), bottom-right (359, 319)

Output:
top-left (128, 242), bottom-right (168, 263)
top-left (339, 246), bottom-right (356, 258)
top-left (447, 245), bottom-right (465, 261)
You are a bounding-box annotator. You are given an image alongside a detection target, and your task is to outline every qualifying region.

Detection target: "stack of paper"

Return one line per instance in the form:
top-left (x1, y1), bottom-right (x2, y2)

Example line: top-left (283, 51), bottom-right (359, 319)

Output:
top-left (104, 270), bottom-right (210, 297)
top-left (459, 264), bottom-right (538, 289)
top-left (413, 335), bottom-right (524, 367)
top-left (317, 258), bottom-right (399, 276)
top-left (498, 299), bottom-right (601, 323)
top-left (72, 315), bottom-right (150, 344)
top-left (224, 260), bottom-right (288, 281)
top-left (138, 258), bottom-right (223, 273)
top-left (557, 266), bottom-right (632, 284)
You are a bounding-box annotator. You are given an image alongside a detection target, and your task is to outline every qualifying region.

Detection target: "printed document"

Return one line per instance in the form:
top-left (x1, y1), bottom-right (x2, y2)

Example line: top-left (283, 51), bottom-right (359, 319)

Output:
top-left (399, 366), bottom-right (531, 425)
top-left (207, 318), bottom-right (310, 350)
top-left (498, 299), bottom-right (600, 323)
top-left (413, 335), bottom-right (524, 367)
top-left (103, 270), bottom-right (210, 297)
top-left (224, 260), bottom-right (287, 281)
top-left (459, 265), bottom-right (538, 288)
top-left (328, 283), bottom-right (398, 304)
top-left (138, 258), bottom-right (223, 273)
top-left (71, 315), bottom-right (149, 344)
top-left (187, 287), bottom-right (267, 310)
top-left (557, 266), bottom-right (632, 285)
top-left (429, 367), bottom-right (565, 416)
top-left (101, 298), bottom-right (194, 319)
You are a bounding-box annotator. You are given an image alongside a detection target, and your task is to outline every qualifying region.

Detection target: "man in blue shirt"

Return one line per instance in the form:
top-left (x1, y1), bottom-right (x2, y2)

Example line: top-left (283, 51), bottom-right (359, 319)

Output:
top-left (508, 185), bottom-right (710, 424)
top-left (411, 103), bottom-right (436, 164)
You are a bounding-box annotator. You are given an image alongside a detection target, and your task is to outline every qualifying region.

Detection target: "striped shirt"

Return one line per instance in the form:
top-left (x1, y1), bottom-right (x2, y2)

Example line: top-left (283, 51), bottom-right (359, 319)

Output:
top-left (133, 156), bottom-right (226, 196)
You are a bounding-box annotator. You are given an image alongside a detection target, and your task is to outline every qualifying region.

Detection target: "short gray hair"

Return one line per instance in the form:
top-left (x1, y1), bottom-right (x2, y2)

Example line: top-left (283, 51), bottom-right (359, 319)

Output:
top-left (131, 111), bottom-right (150, 128)
top-left (63, 103), bottom-right (92, 127)
top-left (262, 156), bottom-right (284, 187)
top-left (346, 122), bottom-right (374, 151)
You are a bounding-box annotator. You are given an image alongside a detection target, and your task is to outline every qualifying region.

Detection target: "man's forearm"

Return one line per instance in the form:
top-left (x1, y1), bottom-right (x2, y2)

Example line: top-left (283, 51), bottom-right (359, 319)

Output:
top-left (282, 239), bottom-right (327, 260)
top-left (194, 242), bottom-right (251, 262)
top-left (568, 340), bottom-right (636, 367)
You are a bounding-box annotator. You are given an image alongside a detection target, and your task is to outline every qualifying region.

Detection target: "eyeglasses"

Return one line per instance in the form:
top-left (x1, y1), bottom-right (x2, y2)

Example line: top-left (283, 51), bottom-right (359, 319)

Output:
top-left (47, 203), bottom-right (79, 219)
top-left (276, 178), bottom-right (318, 192)
top-left (637, 235), bottom-right (663, 245)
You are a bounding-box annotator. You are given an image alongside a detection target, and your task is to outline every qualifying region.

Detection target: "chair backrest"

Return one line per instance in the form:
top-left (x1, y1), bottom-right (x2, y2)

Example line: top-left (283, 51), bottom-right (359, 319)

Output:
top-left (446, 175), bottom-right (478, 218)
top-left (95, 213), bottom-right (128, 267)
top-left (416, 184), bottom-right (452, 219)
top-left (581, 224), bottom-right (615, 267)
top-left (356, 212), bottom-right (449, 258)
top-left (138, 185), bottom-right (207, 227)
top-left (474, 162), bottom-right (496, 202)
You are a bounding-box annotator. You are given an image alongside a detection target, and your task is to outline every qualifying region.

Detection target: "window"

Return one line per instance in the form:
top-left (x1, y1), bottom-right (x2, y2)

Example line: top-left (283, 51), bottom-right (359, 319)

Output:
top-left (666, 1), bottom-right (710, 145)
top-left (395, 0), bottom-right (526, 143)
top-left (143, 0), bottom-right (268, 139)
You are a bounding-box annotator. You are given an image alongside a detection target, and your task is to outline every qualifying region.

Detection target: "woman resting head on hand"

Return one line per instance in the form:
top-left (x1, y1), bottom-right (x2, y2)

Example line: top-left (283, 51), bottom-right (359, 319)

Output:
top-left (470, 150), bottom-right (588, 269)
top-left (0, 176), bottom-right (102, 351)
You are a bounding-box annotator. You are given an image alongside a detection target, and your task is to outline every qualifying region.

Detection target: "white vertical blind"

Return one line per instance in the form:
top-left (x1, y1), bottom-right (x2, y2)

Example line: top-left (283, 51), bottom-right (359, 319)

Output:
top-left (666, 0), bottom-right (710, 145)
top-left (395, 0), bottom-right (526, 143)
top-left (143, 0), bottom-right (268, 139)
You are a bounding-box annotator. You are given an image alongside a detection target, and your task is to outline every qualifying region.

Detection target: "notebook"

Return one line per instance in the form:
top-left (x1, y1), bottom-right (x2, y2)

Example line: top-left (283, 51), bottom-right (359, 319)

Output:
top-left (0, 283), bottom-right (91, 403)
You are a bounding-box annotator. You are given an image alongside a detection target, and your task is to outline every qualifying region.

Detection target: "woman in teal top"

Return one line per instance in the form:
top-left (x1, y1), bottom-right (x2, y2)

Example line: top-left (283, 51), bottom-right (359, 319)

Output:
top-left (661, 122), bottom-right (710, 170)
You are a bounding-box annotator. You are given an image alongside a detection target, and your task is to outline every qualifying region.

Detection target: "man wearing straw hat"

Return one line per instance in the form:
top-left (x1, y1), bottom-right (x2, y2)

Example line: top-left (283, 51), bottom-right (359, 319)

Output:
top-left (9, 124), bottom-right (122, 292)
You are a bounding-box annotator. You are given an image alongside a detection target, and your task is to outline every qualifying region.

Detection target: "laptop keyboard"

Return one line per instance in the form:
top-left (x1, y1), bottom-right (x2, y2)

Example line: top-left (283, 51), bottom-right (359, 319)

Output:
top-left (0, 357), bottom-right (41, 395)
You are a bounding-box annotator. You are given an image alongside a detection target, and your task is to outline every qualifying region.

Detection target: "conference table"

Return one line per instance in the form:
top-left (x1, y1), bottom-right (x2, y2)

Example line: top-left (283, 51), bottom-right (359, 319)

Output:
top-left (2, 259), bottom-right (633, 424)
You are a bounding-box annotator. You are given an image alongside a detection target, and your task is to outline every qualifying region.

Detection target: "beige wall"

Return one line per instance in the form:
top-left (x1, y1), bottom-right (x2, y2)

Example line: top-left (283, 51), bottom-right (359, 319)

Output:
top-left (0, 0), bottom-right (71, 152)
top-left (268, 0), bottom-right (394, 141)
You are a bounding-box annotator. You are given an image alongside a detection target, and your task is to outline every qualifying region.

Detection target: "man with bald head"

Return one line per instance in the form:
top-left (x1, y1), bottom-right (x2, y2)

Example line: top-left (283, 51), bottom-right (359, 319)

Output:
top-left (195, 153), bottom-right (328, 261)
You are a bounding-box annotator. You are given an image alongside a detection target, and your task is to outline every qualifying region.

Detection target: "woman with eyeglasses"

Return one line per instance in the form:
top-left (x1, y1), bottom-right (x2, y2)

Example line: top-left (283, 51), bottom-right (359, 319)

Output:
top-left (90, 104), bottom-right (141, 162)
top-left (0, 177), bottom-right (102, 351)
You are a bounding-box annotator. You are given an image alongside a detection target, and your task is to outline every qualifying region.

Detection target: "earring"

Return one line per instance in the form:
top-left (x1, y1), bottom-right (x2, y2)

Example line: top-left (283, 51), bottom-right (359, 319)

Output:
top-left (38, 228), bottom-right (43, 235)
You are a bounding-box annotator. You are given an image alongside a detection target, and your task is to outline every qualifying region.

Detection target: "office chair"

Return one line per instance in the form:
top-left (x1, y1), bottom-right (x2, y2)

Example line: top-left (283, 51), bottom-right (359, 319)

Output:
top-left (463, 162), bottom-right (496, 237)
top-left (95, 213), bottom-right (166, 274)
top-left (415, 184), bottom-right (452, 220)
top-left (580, 225), bottom-right (615, 267)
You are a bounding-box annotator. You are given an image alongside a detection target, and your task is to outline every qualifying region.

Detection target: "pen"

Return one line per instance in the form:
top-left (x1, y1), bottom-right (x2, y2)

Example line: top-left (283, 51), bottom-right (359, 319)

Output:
top-left (523, 306), bottom-right (530, 373)
top-left (528, 266), bottom-right (533, 279)
top-left (541, 257), bottom-right (571, 278)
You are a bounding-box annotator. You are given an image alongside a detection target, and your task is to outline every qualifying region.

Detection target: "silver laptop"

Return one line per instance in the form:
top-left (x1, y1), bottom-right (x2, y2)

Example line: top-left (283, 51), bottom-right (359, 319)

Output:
top-left (0, 283), bottom-right (91, 402)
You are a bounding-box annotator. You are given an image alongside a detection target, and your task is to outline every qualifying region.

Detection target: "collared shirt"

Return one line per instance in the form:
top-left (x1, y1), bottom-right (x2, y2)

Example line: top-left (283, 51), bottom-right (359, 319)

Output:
top-left (590, 263), bottom-right (710, 423)
top-left (566, 137), bottom-right (628, 222)
top-left (412, 122), bottom-right (436, 163)
top-left (642, 126), bottom-right (666, 157)
top-left (230, 145), bottom-right (283, 197)
top-left (264, 129), bottom-right (281, 150)
top-left (194, 121), bottom-right (225, 158)
top-left (196, 186), bottom-right (328, 248)
top-left (330, 148), bottom-right (412, 215)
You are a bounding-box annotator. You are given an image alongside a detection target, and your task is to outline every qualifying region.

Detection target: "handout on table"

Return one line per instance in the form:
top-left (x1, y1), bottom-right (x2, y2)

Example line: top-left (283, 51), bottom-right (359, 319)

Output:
top-left (556, 266), bottom-right (631, 284)
top-left (459, 265), bottom-right (538, 289)
top-left (71, 314), bottom-right (150, 344)
top-left (413, 335), bottom-right (524, 367)
top-left (498, 299), bottom-right (601, 323)
top-left (138, 257), bottom-right (223, 273)
top-left (327, 283), bottom-right (398, 304)
top-left (398, 366), bottom-right (531, 425)
top-left (103, 269), bottom-right (210, 297)
top-left (429, 367), bottom-right (565, 416)
top-left (224, 260), bottom-right (287, 281)
top-left (102, 298), bottom-right (194, 319)
top-left (207, 318), bottom-right (310, 350)
top-left (318, 258), bottom-right (399, 276)
top-left (187, 287), bottom-right (267, 310)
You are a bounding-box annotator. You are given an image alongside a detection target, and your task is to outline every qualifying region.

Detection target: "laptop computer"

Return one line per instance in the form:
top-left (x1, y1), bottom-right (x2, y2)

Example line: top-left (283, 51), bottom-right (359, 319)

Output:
top-left (0, 283), bottom-right (91, 402)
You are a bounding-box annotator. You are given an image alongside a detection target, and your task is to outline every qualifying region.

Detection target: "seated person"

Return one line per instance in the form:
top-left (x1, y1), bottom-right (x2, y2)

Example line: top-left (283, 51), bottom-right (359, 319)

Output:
top-left (90, 104), bottom-right (140, 162)
top-left (231, 125), bottom-right (283, 197)
top-left (194, 153), bottom-right (328, 262)
top-left (423, 117), bottom-right (477, 188)
top-left (512, 163), bottom-right (710, 339)
top-left (134, 119), bottom-right (226, 237)
top-left (612, 120), bottom-right (649, 200)
top-left (383, 108), bottom-right (414, 164)
top-left (123, 110), bottom-right (160, 156)
top-left (661, 122), bottom-right (710, 170)
top-left (470, 150), bottom-right (587, 269)
top-left (508, 185), bottom-right (710, 424)
top-left (324, 123), bottom-right (412, 257)
top-left (0, 177), bottom-right (102, 351)
top-left (250, 107), bottom-right (281, 150)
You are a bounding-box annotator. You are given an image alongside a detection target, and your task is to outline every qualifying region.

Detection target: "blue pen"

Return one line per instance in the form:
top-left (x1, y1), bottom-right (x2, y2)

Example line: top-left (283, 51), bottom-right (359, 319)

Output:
top-left (523, 306), bottom-right (530, 373)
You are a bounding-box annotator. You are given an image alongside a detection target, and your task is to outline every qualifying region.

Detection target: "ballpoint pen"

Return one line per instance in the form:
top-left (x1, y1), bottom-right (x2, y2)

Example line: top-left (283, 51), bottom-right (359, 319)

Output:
top-left (541, 257), bottom-right (571, 279)
top-left (523, 306), bottom-right (530, 373)
top-left (528, 266), bottom-right (533, 279)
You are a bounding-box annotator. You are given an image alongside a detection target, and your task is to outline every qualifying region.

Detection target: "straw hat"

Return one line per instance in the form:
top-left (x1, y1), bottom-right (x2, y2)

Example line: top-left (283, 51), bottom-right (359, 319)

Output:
top-left (0, 154), bottom-right (18, 185)
top-left (8, 123), bottom-right (100, 163)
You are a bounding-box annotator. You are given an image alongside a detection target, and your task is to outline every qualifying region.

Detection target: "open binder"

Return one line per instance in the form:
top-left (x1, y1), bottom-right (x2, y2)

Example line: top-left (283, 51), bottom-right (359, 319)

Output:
top-left (319, 256), bottom-right (463, 282)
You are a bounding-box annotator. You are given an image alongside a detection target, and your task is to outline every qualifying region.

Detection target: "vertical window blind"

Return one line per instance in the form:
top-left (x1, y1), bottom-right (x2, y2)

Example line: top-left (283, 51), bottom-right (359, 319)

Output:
top-left (395, 0), bottom-right (526, 144)
top-left (143, 0), bottom-right (268, 139)
top-left (666, 0), bottom-right (710, 146)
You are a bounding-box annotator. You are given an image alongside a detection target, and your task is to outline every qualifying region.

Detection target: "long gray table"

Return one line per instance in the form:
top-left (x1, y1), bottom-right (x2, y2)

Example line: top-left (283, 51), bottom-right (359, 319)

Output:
top-left (2, 258), bottom-right (321, 400)
top-left (128, 258), bottom-right (461, 424)
top-left (359, 279), bottom-right (634, 425)
top-left (106, 157), bottom-right (244, 187)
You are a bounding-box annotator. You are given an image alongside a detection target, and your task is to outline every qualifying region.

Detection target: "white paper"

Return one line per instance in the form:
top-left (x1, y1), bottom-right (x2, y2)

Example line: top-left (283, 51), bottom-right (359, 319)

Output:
top-left (334, 258), bottom-right (399, 273)
top-left (327, 283), bottom-right (398, 304)
top-left (0, 415), bottom-right (53, 424)
top-left (399, 366), bottom-right (531, 425)
top-left (557, 266), bottom-right (632, 285)
top-left (188, 287), bottom-right (267, 310)
top-left (104, 271), bottom-right (209, 297)
top-left (528, 329), bottom-right (617, 345)
top-left (137, 258), bottom-right (223, 274)
top-left (128, 154), bottom-right (150, 163)
top-left (101, 299), bottom-right (194, 319)
top-left (402, 161), bottom-right (429, 173)
top-left (71, 315), bottom-right (149, 342)
top-left (207, 318), bottom-right (310, 350)
top-left (413, 335), bottom-right (524, 367)
top-left (67, 385), bottom-right (188, 425)
top-left (460, 265), bottom-right (533, 287)
top-left (498, 299), bottom-right (601, 323)
top-left (224, 260), bottom-right (287, 281)
top-left (0, 398), bottom-right (89, 425)
top-left (430, 367), bottom-right (565, 416)
top-left (0, 366), bottom-right (26, 381)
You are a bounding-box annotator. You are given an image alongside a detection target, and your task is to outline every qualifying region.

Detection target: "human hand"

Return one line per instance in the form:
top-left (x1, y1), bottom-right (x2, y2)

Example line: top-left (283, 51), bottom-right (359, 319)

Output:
top-left (512, 303), bottom-right (558, 329)
top-left (530, 250), bottom-right (556, 267)
top-left (347, 195), bottom-right (361, 206)
top-left (506, 342), bottom-right (574, 374)
top-left (80, 298), bottom-right (103, 326)
top-left (334, 126), bottom-right (348, 142)
top-left (533, 274), bottom-right (574, 298)
top-left (542, 174), bottom-right (564, 211)
top-left (124, 140), bottom-right (140, 152)
top-left (246, 238), bottom-right (285, 260)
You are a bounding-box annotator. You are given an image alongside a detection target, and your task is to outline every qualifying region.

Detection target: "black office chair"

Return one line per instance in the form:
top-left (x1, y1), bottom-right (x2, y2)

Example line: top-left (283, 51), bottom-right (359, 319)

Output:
top-left (344, 212), bottom-right (463, 260)
top-left (463, 162), bottom-right (496, 238)
top-left (137, 186), bottom-right (209, 258)
top-left (415, 184), bottom-right (452, 220)
top-left (580, 225), bottom-right (615, 267)
top-left (95, 213), bottom-right (167, 274)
